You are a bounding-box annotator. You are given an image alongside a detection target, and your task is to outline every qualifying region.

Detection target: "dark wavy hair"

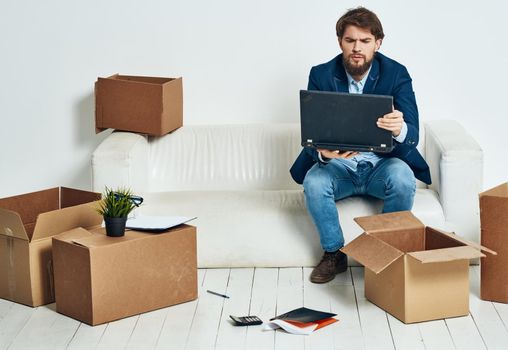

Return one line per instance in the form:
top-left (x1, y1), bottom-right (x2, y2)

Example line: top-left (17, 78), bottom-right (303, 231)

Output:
top-left (336, 7), bottom-right (385, 40)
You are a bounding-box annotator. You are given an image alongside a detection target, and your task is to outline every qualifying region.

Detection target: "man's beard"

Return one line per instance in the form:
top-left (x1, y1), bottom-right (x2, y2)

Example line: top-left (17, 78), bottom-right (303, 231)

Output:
top-left (343, 54), bottom-right (374, 77)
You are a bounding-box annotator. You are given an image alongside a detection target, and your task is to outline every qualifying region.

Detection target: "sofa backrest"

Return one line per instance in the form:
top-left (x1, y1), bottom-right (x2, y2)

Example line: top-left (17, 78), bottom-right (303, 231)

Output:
top-left (147, 122), bottom-right (427, 192)
top-left (148, 124), bottom-right (303, 191)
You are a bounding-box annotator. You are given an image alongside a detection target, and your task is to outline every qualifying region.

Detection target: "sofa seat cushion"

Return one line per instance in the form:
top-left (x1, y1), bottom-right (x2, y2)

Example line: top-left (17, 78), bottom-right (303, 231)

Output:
top-left (136, 188), bottom-right (444, 267)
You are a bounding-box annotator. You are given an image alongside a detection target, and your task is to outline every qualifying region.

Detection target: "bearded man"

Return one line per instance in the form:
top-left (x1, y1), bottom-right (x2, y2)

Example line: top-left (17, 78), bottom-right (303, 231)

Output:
top-left (290, 7), bottom-right (431, 284)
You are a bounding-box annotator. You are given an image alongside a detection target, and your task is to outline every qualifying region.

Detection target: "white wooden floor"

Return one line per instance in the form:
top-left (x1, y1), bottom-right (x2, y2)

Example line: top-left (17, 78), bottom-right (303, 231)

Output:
top-left (1, 266), bottom-right (507, 350)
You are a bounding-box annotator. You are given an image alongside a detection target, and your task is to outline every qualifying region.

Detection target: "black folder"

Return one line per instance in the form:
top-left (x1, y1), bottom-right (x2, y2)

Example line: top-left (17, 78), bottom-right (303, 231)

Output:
top-left (270, 307), bottom-right (336, 323)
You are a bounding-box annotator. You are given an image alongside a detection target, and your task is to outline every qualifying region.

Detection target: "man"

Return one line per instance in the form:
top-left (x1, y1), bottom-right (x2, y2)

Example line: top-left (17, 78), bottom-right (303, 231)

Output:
top-left (290, 7), bottom-right (431, 284)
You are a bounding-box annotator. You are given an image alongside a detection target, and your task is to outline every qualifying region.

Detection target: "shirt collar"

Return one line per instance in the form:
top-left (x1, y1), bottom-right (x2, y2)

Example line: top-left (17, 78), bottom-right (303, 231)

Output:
top-left (345, 66), bottom-right (372, 90)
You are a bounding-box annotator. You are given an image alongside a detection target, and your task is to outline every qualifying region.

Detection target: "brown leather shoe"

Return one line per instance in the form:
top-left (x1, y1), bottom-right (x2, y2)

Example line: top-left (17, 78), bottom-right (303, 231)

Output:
top-left (310, 250), bottom-right (348, 284)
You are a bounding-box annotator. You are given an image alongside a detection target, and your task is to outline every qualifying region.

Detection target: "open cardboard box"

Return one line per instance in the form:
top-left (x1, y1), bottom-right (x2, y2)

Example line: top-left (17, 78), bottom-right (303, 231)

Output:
top-left (342, 211), bottom-right (495, 323)
top-left (95, 74), bottom-right (183, 136)
top-left (0, 187), bottom-right (101, 306)
top-left (480, 182), bottom-right (508, 303)
top-left (52, 224), bottom-right (197, 326)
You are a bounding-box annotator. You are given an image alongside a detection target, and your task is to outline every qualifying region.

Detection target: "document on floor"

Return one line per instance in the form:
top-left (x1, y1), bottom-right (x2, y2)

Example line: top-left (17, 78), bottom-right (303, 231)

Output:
top-left (264, 317), bottom-right (338, 335)
top-left (263, 307), bottom-right (338, 335)
top-left (126, 215), bottom-right (197, 232)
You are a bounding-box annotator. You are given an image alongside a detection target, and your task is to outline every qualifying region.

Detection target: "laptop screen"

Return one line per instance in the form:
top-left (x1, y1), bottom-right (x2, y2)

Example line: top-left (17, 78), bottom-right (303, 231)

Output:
top-left (300, 90), bottom-right (394, 153)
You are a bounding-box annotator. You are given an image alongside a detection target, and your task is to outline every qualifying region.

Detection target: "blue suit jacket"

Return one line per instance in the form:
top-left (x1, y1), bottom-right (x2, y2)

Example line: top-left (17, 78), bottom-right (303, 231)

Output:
top-left (290, 52), bottom-right (431, 185)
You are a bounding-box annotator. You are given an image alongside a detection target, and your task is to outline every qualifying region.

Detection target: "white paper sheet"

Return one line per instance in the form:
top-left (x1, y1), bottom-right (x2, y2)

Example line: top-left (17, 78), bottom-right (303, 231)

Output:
top-left (126, 215), bottom-right (196, 231)
top-left (263, 319), bottom-right (317, 335)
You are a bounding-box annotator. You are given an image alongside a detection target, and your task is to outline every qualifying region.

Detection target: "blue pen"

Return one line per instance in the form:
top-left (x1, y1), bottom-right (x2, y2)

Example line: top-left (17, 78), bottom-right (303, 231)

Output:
top-left (207, 290), bottom-right (230, 299)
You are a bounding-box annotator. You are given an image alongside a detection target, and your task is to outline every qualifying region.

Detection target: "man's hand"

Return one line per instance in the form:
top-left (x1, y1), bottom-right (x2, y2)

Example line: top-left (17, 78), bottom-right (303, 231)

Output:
top-left (377, 109), bottom-right (404, 137)
top-left (318, 149), bottom-right (358, 159)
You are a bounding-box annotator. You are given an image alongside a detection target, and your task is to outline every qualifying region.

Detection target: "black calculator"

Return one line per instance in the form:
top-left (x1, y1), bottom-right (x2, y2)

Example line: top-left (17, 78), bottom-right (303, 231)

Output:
top-left (230, 315), bottom-right (263, 326)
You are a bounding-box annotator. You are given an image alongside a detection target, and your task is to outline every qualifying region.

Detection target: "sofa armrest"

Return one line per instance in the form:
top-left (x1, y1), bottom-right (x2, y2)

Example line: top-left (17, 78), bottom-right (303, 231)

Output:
top-left (425, 120), bottom-right (483, 241)
top-left (91, 132), bottom-right (149, 193)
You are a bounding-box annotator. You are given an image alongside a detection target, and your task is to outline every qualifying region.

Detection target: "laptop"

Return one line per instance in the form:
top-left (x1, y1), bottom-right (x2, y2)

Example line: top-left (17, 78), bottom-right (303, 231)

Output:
top-left (300, 90), bottom-right (394, 153)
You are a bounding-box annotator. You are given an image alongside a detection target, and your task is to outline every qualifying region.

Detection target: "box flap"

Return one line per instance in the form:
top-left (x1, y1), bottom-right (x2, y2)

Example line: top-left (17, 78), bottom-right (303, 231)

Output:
top-left (60, 187), bottom-right (101, 209)
top-left (370, 229), bottom-right (424, 253)
top-left (426, 227), bottom-right (496, 256)
top-left (0, 188), bottom-right (59, 217)
top-left (354, 211), bottom-right (424, 233)
top-left (408, 246), bottom-right (485, 263)
top-left (0, 188), bottom-right (60, 239)
top-left (479, 182), bottom-right (508, 198)
top-left (341, 233), bottom-right (404, 274)
top-left (71, 233), bottom-right (140, 248)
top-left (0, 208), bottom-right (29, 240)
top-left (54, 227), bottom-right (94, 243)
top-left (32, 203), bottom-right (102, 241)
top-left (114, 74), bottom-right (174, 85)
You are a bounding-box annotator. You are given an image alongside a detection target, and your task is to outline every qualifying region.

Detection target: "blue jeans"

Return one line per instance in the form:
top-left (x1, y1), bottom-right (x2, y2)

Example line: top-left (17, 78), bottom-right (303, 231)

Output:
top-left (303, 158), bottom-right (416, 252)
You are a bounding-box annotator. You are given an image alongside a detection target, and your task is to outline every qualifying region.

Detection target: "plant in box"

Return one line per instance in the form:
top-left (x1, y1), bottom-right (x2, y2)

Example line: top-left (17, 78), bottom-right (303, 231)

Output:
top-left (95, 187), bottom-right (143, 237)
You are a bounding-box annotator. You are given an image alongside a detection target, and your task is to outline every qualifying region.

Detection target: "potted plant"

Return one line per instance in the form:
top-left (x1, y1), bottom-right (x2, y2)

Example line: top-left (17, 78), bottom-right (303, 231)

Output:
top-left (95, 187), bottom-right (143, 237)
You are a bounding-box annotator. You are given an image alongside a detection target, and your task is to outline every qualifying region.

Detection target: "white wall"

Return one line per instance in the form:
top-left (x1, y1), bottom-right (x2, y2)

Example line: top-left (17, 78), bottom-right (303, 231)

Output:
top-left (1, 0), bottom-right (507, 197)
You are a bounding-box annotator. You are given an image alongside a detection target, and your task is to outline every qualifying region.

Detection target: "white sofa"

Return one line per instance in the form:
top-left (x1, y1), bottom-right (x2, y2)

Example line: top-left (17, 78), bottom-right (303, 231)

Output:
top-left (91, 120), bottom-right (483, 267)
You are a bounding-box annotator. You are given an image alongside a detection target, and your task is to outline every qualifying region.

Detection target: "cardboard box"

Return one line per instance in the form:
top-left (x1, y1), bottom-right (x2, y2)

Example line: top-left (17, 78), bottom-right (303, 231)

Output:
top-left (480, 182), bottom-right (508, 303)
top-left (0, 187), bottom-right (101, 307)
top-left (95, 74), bottom-right (183, 136)
top-left (342, 211), bottom-right (494, 323)
top-left (52, 224), bottom-right (197, 326)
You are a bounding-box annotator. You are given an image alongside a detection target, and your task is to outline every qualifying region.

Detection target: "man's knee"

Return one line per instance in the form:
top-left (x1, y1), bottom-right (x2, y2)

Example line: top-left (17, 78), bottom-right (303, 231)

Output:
top-left (385, 159), bottom-right (416, 193)
top-left (303, 167), bottom-right (333, 198)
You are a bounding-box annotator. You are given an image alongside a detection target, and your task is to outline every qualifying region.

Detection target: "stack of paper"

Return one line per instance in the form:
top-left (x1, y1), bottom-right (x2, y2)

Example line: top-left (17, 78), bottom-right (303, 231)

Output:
top-left (263, 307), bottom-right (338, 335)
top-left (126, 215), bottom-right (196, 232)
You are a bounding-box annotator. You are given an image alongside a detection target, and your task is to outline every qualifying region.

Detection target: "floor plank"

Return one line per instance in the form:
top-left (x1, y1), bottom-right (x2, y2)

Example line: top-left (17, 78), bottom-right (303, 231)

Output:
top-left (244, 268), bottom-right (278, 350)
top-left (1, 266), bottom-right (505, 350)
top-left (0, 299), bottom-right (13, 321)
top-left (66, 323), bottom-right (107, 350)
top-left (417, 320), bottom-right (455, 350)
top-left (0, 303), bottom-right (36, 350)
top-left (469, 266), bottom-right (508, 350)
top-left (215, 268), bottom-right (255, 350)
top-left (185, 268), bottom-right (230, 350)
top-left (445, 315), bottom-right (486, 350)
top-left (8, 304), bottom-right (80, 350)
top-left (95, 315), bottom-right (139, 350)
top-left (273, 268), bottom-right (305, 350)
top-left (126, 308), bottom-right (168, 350)
top-left (493, 302), bottom-right (508, 333)
top-left (327, 268), bottom-right (364, 350)
top-left (387, 314), bottom-right (425, 350)
top-left (302, 268), bottom-right (336, 350)
top-left (155, 269), bottom-right (205, 350)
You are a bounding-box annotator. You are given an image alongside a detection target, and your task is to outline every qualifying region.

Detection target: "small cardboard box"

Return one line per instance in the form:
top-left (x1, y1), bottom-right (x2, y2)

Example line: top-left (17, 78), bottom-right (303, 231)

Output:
top-left (342, 211), bottom-right (494, 323)
top-left (95, 74), bottom-right (183, 136)
top-left (0, 187), bottom-right (101, 307)
top-left (52, 224), bottom-right (197, 326)
top-left (480, 182), bottom-right (508, 303)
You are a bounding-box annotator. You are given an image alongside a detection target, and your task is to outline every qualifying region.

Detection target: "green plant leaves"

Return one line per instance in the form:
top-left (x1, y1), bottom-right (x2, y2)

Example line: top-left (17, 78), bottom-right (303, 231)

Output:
top-left (95, 187), bottom-right (138, 218)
